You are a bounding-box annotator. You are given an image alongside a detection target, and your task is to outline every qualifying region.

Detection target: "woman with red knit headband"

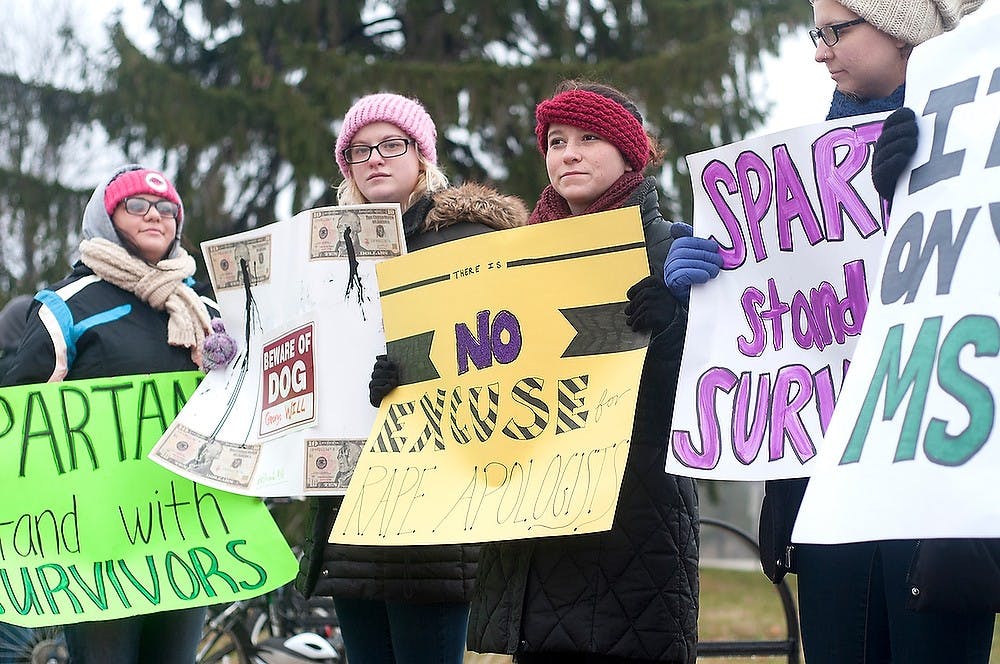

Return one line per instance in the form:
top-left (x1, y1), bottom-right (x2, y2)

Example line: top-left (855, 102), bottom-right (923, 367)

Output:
top-left (467, 80), bottom-right (699, 664)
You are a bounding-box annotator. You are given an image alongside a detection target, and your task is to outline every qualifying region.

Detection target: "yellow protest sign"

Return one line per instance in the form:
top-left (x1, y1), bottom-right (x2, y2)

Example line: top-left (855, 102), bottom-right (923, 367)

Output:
top-left (332, 207), bottom-right (651, 545)
top-left (0, 372), bottom-right (298, 627)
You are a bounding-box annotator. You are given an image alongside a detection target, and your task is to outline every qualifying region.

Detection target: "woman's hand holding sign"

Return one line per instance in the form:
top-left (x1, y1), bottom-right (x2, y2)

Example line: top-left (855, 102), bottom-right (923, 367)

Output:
top-left (368, 354), bottom-right (400, 407)
top-left (662, 222), bottom-right (723, 302)
top-left (871, 107), bottom-right (919, 204)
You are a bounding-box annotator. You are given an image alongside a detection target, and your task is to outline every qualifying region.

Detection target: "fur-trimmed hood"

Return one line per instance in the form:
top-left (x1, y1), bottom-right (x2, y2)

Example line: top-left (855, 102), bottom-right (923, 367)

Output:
top-left (422, 182), bottom-right (528, 234)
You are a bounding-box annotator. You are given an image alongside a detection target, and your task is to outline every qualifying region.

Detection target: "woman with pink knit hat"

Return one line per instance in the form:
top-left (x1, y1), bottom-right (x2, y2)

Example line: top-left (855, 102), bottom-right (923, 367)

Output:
top-left (465, 79), bottom-right (699, 664)
top-left (296, 92), bottom-right (528, 664)
top-left (1, 164), bottom-right (234, 663)
top-left (754, 1), bottom-right (994, 662)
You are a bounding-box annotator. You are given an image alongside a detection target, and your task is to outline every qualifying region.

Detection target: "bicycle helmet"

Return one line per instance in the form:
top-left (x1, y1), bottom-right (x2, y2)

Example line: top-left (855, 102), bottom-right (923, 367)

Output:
top-left (253, 632), bottom-right (341, 663)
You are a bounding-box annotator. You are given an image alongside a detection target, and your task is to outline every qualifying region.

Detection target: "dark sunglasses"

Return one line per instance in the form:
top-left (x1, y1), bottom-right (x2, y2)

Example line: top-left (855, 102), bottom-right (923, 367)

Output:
top-left (122, 196), bottom-right (179, 218)
top-left (809, 18), bottom-right (866, 48)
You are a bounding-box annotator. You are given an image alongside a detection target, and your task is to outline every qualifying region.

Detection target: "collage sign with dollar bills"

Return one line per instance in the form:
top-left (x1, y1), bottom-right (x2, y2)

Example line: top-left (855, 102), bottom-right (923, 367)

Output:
top-left (331, 207), bottom-right (651, 545)
top-left (149, 205), bottom-right (404, 496)
top-left (0, 372), bottom-right (298, 627)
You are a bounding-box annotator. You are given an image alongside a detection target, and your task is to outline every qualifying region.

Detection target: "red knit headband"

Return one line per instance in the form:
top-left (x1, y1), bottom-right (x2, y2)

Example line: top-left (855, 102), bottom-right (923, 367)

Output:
top-left (535, 89), bottom-right (649, 172)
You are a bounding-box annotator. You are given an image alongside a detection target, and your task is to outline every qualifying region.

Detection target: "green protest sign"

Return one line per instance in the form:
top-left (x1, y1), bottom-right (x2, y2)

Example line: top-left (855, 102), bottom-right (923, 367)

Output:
top-left (0, 371), bottom-right (298, 627)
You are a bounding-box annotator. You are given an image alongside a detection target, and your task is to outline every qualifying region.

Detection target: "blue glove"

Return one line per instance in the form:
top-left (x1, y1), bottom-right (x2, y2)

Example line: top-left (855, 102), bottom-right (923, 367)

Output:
top-left (663, 222), bottom-right (723, 302)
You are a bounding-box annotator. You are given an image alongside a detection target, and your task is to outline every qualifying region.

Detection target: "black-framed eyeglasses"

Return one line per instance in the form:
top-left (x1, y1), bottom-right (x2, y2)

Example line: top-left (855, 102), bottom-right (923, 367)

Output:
top-left (809, 18), bottom-right (866, 47)
top-left (122, 196), bottom-right (179, 218)
top-left (342, 138), bottom-right (413, 164)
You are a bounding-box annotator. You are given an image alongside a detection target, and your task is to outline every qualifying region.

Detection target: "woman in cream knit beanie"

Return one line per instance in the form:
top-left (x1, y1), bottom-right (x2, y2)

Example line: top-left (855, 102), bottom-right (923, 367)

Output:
top-left (811, 0), bottom-right (984, 117)
top-left (764, 3), bottom-right (997, 664)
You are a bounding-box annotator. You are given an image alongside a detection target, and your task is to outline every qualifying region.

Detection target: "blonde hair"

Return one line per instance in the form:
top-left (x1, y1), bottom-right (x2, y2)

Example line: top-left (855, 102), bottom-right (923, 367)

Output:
top-left (336, 149), bottom-right (449, 209)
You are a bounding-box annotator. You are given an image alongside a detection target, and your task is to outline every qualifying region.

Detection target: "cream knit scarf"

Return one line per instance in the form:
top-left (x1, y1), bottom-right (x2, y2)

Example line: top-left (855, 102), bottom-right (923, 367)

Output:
top-left (79, 238), bottom-right (211, 368)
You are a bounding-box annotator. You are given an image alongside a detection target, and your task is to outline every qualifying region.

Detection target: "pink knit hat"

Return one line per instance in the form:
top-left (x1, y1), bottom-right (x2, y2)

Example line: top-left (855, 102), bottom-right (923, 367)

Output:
top-left (335, 93), bottom-right (437, 178)
top-left (103, 168), bottom-right (183, 225)
top-left (535, 89), bottom-right (650, 172)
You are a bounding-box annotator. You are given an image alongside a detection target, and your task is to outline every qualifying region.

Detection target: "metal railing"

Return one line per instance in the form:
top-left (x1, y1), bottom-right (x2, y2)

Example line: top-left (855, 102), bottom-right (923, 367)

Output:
top-left (696, 517), bottom-right (800, 663)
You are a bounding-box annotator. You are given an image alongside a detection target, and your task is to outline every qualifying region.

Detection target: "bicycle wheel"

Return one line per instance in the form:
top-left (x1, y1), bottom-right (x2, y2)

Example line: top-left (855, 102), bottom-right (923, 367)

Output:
top-left (197, 605), bottom-right (255, 664)
top-left (0, 624), bottom-right (69, 664)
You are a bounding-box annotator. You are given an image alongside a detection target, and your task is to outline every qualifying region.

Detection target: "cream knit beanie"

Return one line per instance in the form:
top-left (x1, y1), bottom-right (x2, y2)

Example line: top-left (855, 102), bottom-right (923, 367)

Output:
top-left (840, 0), bottom-right (986, 44)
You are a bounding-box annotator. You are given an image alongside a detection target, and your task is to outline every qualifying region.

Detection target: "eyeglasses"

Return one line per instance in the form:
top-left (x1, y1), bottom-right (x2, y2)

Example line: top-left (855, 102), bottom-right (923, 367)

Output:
top-left (809, 18), bottom-right (866, 47)
top-left (342, 138), bottom-right (413, 164)
top-left (122, 197), bottom-right (179, 218)
top-left (120, 196), bottom-right (180, 218)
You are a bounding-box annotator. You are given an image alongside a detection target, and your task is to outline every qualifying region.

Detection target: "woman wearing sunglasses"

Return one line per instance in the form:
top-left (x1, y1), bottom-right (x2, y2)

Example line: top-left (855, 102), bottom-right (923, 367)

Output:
top-left (756, 1), bottom-right (992, 662)
top-left (1, 164), bottom-right (230, 662)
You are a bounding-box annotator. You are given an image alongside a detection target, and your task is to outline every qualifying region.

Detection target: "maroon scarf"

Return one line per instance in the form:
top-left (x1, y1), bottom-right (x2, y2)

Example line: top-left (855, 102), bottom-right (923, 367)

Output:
top-left (528, 172), bottom-right (645, 224)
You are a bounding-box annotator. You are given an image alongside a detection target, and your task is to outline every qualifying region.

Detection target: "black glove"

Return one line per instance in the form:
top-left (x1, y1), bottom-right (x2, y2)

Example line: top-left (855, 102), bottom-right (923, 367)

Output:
top-left (368, 354), bottom-right (399, 407)
top-left (872, 107), bottom-right (918, 204)
top-left (624, 275), bottom-right (678, 335)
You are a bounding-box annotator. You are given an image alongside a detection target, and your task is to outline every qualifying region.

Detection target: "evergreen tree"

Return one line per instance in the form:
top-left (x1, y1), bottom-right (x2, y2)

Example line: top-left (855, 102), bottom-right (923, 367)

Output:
top-left (102, 0), bottom-right (810, 244)
top-left (0, 1), bottom-right (812, 303)
top-left (0, 7), bottom-right (105, 305)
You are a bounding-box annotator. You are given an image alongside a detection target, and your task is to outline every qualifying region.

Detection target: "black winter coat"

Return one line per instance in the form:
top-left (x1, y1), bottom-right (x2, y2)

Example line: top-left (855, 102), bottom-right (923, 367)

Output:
top-left (296, 183), bottom-right (529, 603)
top-left (2, 264), bottom-right (214, 385)
top-left (467, 178), bottom-right (699, 662)
top-left (758, 477), bottom-right (807, 583)
top-left (757, 87), bottom-right (906, 585)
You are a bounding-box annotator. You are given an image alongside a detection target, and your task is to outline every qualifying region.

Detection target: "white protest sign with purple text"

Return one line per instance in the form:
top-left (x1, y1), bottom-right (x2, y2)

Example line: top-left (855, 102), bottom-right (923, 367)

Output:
top-left (666, 113), bottom-right (889, 480)
top-left (794, 10), bottom-right (1000, 543)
